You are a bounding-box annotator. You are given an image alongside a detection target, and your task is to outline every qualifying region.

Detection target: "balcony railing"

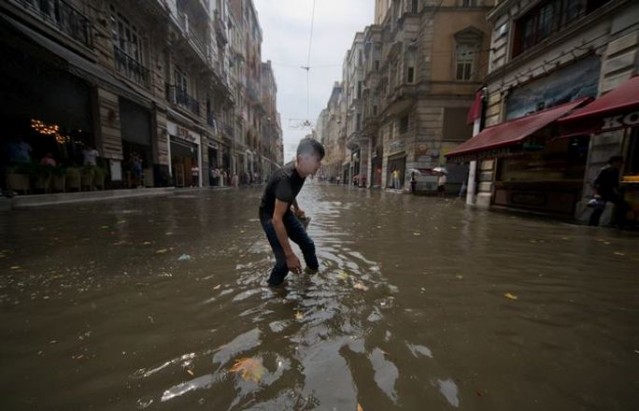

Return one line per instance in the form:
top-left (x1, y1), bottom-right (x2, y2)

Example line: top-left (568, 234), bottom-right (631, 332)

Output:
top-left (14, 0), bottom-right (92, 47)
top-left (114, 46), bottom-right (150, 87)
top-left (176, 11), bottom-right (211, 66)
top-left (165, 84), bottom-right (200, 115)
top-left (217, 121), bottom-right (234, 140)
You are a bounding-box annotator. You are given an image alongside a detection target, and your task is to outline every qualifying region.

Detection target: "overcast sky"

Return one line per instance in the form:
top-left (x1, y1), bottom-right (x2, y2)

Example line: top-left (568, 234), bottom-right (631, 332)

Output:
top-left (253, 0), bottom-right (375, 160)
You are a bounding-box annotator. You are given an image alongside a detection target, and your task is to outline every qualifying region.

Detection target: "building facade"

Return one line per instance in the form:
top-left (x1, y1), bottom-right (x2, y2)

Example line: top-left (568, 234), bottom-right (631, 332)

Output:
top-left (1, 0), bottom-right (281, 194)
top-left (449, 0), bottom-right (639, 221)
top-left (318, 0), bottom-right (494, 192)
top-left (316, 82), bottom-right (346, 183)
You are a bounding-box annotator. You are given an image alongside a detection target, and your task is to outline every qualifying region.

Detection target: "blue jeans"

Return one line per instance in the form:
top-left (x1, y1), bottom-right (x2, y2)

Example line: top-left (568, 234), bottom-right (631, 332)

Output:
top-left (260, 211), bottom-right (319, 286)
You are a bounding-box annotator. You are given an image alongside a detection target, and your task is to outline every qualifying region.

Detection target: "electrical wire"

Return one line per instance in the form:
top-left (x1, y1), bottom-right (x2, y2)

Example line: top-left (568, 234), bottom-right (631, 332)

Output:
top-left (305, 0), bottom-right (317, 120)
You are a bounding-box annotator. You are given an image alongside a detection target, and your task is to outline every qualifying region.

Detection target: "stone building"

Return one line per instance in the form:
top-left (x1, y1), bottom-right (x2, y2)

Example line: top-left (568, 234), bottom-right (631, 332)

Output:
top-left (317, 0), bottom-right (494, 192)
top-left (447, 0), bottom-right (639, 220)
top-left (316, 82), bottom-right (346, 183)
top-left (343, 32), bottom-right (367, 186)
top-left (260, 60), bottom-right (283, 180)
top-left (1, 0), bottom-right (281, 193)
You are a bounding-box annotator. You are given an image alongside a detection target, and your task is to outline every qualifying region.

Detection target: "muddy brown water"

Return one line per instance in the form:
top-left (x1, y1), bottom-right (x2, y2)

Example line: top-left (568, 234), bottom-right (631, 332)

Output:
top-left (1, 183), bottom-right (638, 410)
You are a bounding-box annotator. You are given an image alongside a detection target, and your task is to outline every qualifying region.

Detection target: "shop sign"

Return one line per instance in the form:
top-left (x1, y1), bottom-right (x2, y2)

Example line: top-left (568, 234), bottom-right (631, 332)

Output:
top-left (177, 126), bottom-right (198, 143)
top-left (601, 111), bottom-right (639, 131)
top-left (389, 139), bottom-right (404, 153)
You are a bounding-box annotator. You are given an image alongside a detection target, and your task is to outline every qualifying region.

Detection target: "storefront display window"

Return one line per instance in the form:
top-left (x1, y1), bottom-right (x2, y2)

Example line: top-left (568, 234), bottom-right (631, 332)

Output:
top-left (497, 137), bottom-right (589, 182)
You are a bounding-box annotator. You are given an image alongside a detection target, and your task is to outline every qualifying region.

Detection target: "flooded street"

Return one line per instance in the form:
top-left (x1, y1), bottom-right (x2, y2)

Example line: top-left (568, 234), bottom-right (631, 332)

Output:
top-left (1, 184), bottom-right (638, 410)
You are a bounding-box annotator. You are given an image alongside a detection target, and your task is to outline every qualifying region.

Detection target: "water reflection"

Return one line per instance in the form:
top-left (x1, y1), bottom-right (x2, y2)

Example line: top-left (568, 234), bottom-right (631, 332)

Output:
top-left (1, 183), bottom-right (638, 410)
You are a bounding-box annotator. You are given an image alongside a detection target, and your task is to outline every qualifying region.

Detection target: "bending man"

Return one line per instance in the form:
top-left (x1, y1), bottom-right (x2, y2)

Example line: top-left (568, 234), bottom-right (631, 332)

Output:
top-left (258, 137), bottom-right (325, 286)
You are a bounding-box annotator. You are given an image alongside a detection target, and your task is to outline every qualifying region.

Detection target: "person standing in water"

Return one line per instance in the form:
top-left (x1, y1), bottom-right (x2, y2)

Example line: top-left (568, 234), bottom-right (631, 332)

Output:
top-left (258, 137), bottom-right (325, 287)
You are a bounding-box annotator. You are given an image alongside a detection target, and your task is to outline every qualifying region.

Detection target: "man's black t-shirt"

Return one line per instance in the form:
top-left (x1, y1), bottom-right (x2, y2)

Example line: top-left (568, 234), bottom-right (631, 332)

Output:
top-left (259, 162), bottom-right (305, 218)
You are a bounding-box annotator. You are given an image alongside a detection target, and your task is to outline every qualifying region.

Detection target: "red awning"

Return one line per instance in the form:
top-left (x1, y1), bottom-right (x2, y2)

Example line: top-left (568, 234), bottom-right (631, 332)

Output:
top-left (445, 98), bottom-right (590, 160)
top-left (558, 75), bottom-right (639, 135)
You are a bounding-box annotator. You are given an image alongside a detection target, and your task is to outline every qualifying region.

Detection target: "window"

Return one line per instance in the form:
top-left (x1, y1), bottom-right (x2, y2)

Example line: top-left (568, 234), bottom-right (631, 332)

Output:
top-left (374, 60), bottom-right (380, 71)
top-left (110, 7), bottom-right (142, 63)
top-left (399, 115), bottom-right (409, 134)
top-left (357, 81), bottom-right (363, 99)
top-left (175, 67), bottom-right (188, 93)
top-left (373, 105), bottom-right (378, 115)
top-left (513, 0), bottom-right (611, 57)
top-left (460, 0), bottom-right (478, 6)
top-left (356, 114), bottom-right (362, 131)
top-left (406, 49), bottom-right (416, 84)
top-left (407, 67), bottom-right (415, 83)
top-left (111, 6), bottom-right (149, 85)
top-left (411, 0), bottom-right (419, 13)
top-left (455, 43), bottom-right (476, 81)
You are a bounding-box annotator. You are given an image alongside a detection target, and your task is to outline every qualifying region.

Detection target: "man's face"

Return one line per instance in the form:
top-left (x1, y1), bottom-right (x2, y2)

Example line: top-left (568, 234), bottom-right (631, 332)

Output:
top-left (297, 153), bottom-right (322, 177)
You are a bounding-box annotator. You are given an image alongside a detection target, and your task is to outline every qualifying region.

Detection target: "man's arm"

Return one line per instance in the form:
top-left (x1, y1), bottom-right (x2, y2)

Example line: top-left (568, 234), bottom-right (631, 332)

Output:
top-left (291, 199), bottom-right (305, 217)
top-left (272, 199), bottom-right (301, 272)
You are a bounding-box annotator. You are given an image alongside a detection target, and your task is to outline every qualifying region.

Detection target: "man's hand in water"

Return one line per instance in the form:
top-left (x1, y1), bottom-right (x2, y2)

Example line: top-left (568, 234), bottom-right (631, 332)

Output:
top-left (286, 253), bottom-right (302, 274)
top-left (295, 208), bottom-right (306, 218)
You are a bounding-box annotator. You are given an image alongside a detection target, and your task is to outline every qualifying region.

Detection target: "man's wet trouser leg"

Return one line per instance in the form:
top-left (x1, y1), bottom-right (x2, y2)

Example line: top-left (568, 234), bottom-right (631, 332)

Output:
top-left (284, 212), bottom-right (318, 271)
top-left (260, 212), bottom-right (319, 286)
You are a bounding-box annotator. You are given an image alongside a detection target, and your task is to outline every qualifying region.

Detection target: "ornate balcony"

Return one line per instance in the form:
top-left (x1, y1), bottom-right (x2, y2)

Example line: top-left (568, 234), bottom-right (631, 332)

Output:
top-left (13, 0), bottom-right (92, 47)
top-left (114, 46), bottom-right (150, 88)
top-left (165, 84), bottom-right (200, 116)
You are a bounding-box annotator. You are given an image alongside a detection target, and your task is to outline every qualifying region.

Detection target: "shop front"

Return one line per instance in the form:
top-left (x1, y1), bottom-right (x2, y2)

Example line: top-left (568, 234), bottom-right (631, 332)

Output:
top-left (387, 153), bottom-right (406, 189)
top-left (207, 140), bottom-right (219, 186)
top-left (119, 98), bottom-right (153, 188)
top-left (167, 121), bottom-right (201, 188)
top-left (446, 98), bottom-right (591, 218)
top-left (559, 75), bottom-right (639, 225)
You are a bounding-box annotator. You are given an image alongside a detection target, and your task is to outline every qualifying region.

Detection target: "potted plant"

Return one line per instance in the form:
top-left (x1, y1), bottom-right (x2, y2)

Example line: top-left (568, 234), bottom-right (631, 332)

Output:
top-left (65, 167), bottom-right (81, 192)
top-left (6, 164), bottom-right (31, 194)
top-left (51, 166), bottom-right (66, 192)
top-left (81, 166), bottom-right (95, 191)
top-left (34, 164), bottom-right (54, 193)
top-left (93, 167), bottom-right (107, 190)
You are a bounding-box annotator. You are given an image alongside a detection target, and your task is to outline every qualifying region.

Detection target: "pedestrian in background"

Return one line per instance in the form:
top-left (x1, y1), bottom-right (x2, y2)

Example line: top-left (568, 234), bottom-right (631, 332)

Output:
top-left (437, 172), bottom-right (447, 196)
top-left (588, 155), bottom-right (629, 228)
top-left (410, 171), bottom-right (417, 194)
top-left (258, 137), bottom-right (324, 287)
top-left (83, 146), bottom-right (99, 166)
top-left (392, 168), bottom-right (400, 189)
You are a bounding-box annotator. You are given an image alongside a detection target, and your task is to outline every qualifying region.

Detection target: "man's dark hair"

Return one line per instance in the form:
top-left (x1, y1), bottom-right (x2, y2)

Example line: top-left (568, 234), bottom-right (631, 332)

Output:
top-left (608, 155), bottom-right (624, 164)
top-left (297, 137), bottom-right (325, 160)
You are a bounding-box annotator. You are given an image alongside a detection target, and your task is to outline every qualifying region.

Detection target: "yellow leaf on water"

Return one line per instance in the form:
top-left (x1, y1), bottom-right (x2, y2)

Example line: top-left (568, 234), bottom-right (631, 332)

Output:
top-left (155, 249), bottom-right (168, 254)
top-left (229, 357), bottom-right (266, 383)
top-left (614, 251), bottom-right (626, 256)
top-left (353, 282), bottom-right (369, 291)
top-left (337, 271), bottom-right (349, 280)
top-left (357, 403), bottom-right (364, 411)
top-left (413, 232), bottom-right (421, 236)
top-left (10, 266), bottom-right (20, 270)
top-left (213, 284), bottom-right (222, 290)
top-left (294, 311), bottom-right (304, 320)
top-left (504, 292), bottom-right (518, 300)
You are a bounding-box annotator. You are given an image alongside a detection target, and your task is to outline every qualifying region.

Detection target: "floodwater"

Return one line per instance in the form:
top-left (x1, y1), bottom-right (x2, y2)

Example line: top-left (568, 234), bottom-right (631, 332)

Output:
top-left (1, 183), bottom-right (638, 410)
